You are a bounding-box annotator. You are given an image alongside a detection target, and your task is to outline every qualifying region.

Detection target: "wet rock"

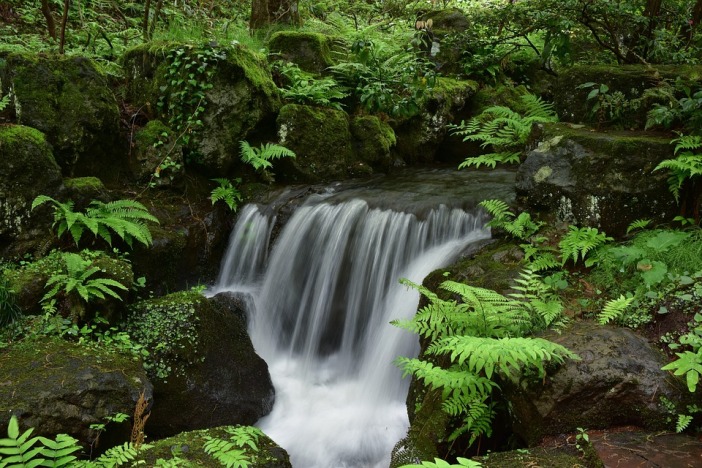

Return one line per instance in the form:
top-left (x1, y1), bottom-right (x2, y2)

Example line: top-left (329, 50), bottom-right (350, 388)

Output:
top-left (516, 123), bottom-right (677, 237)
top-left (133, 425), bottom-right (292, 467)
top-left (505, 322), bottom-right (693, 446)
top-left (129, 120), bottom-right (184, 188)
top-left (0, 338), bottom-right (152, 446)
top-left (350, 115), bottom-right (396, 172)
top-left (0, 52), bottom-right (123, 180)
top-left (126, 292), bottom-right (274, 437)
top-left (590, 428), bottom-right (702, 467)
top-left (0, 124), bottom-right (61, 253)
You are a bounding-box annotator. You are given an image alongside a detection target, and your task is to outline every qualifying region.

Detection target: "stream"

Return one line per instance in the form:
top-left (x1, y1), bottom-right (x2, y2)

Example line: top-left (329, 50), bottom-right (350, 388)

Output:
top-left (209, 167), bottom-right (515, 467)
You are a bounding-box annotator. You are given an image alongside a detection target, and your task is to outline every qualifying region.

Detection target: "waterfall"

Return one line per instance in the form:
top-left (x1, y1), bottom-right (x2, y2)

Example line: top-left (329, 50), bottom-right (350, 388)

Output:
top-left (212, 192), bottom-right (491, 468)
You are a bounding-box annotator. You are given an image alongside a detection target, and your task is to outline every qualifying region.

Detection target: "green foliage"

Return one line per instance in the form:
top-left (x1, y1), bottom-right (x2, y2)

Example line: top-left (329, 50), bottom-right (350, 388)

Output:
top-left (676, 414), bottom-right (694, 433)
top-left (42, 253), bottom-right (128, 305)
top-left (577, 81), bottom-right (640, 125)
top-left (654, 134), bottom-right (702, 204)
top-left (0, 93), bottom-right (10, 112)
top-left (510, 269), bottom-right (566, 329)
top-left (0, 416), bottom-right (82, 468)
top-left (558, 226), bottom-right (612, 267)
top-left (597, 295), bottom-right (634, 325)
top-left (478, 200), bottom-right (543, 241)
top-left (662, 350), bottom-right (702, 392)
top-left (0, 278), bottom-right (22, 328)
top-left (157, 45), bottom-right (225, 152)
top-left (79, 442), bottom-right (141, 467)
top-left (203, 426), bottom-right (263, 468)
top-left (399, 456), bottom-right (482, 468)
top-left (31, 196), bottom-right (159, 249)
top-left (646, 79), bottom-right (702, 132)
top-left (211, 178), bottom-right (242, 212)
top-left (239, 141), bottom-right (296, 181)
top-left (626, 219), bottom-right (652, 235)
top-left (394, 278), bottom-right (577, 445)
top-left (275, 61), bottom-right (348, 110)
top-left (450, 94), bottom-right (557, 169)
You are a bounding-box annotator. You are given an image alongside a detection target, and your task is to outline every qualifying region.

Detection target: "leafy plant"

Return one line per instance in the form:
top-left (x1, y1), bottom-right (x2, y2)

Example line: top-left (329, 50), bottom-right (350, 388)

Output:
top-left (203, 426), bottom-right (263, 468)
top-left (662, 350), bottom-right (702, 392)
top-left (239, 140), bottom-right (296, 182)
top-left (0, 415), bottom-right (81, 467)
top-left (31, 196), bottom-right (159, 248)
top-left (478, 200), bottom-right (543, 241)
top-left (276, 61), bottom-right (348, 110)
top-left (0, 93), bottom-right (10, 112)
top-left (42, 253), bottom-right (128, 305)
top-left (654, 134), bottom-right (702, 206)
top-left (597, 294), bottom-right (634, 325)
top-left (626, 219), bottom-right (652, 235)
top-left (449, 94), bottom-right (557, 169)
top-left (558, 225), bottom-right (612, 267)
top-left (211, 178), bottom-right (243, 212)
top-left (577, 81), bottom-right (640, 125)
top-left (0, 278), bottom-right (22, 328)
top-left (399, 457), bottom-right (482, 468)
top-left (394, 279), bottom-right (577, 445)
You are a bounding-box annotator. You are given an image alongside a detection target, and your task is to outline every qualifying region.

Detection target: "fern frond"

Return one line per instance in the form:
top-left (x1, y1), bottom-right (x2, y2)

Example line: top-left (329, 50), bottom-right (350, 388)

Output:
top-left (559, 226), bottom-right (612, 266)
top-left (626, 219), bottom-right (652, 234)
top-left (203, 436), bottom-right (251, 468)
top-left (478, 199), bottom-right (513, 221)
top-left (673, 134), bottom-right (702, 154)
top-left (597, 294), bottom-right (634, 325)
top-left (395, 357), bottom-right (496, 396)
top-left (676, 414), bottom-right (693, 433)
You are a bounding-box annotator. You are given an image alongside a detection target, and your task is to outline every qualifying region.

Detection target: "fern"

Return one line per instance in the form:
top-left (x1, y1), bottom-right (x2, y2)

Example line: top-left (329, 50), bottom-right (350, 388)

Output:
top-left (224, 426), bottom-right (263, 452)
top-left (450, 94), bottom-right (557, 169)
top-left (203, 437), bottom-right (251, 468)
top-left (84, 442), bottom-right (140, 467)
top-left (662, 350), bottom-right (702, 392)
top-left (399, 457), bottom-right (483, 468)
top-left (0, 93), bottom-right (10, 112)
top-left (239, 141), bottom-right (296, 172)
top-left (676, 414), bottom-right (694, 433)
top-left (0, 416), bottom-right (44, 467)
top-left (597, 294), bottom-right (634, 325)
top-left (626, 219), bottom-right (652, 234)
top-left (478, 200), bottom-right (542, 240)
top-left (559, 225), bottom-right (612, 267)
top-left (654, 134), bottom-right (702, 203)
top-left (32, 196), bottom-right (159, 249)
top-left (37, 434), bottom-right (81, 467)
top-left (42, 253), bottom-right (128, 304)
top-left (211, 178), bottom-right (242, 212)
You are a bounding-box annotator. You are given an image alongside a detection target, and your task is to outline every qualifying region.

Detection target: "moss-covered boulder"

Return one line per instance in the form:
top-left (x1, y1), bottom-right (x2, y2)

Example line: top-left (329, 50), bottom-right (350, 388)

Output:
top-left (0, 52), bottom-right (122, 180)
top-left (0, 124), bottom-right (61, 245)
top-left (268, 31), bottom-right (336, 75)
top-left (553, 65), bottom-right (702, 129)
top-left (276, 103), bottom-right (370, 182)
top-left (3, 250), bottom-right (134, 320)
top-left (350, 115), bottom-right (396, 172)
top-left (393, 77), bottom-right (478, 164)
top-left (515, 123), bottom-right (677, 237)
top-left (126, 292), bottom-right (274, 437)
top-left (122, 42), bottom-right (280, 174)
top-left (475, 445), bottom-right (598, 468)
top-left (133, 425), bottom-right (291, 467)
top-left (130, 120), bottom-right (184, 187)
top-left (0, 338), bottom-right (152, 446)
top-left (62, 177), bottom-right (109, 208)
top-left (505, 322), bottom-right (694, 447)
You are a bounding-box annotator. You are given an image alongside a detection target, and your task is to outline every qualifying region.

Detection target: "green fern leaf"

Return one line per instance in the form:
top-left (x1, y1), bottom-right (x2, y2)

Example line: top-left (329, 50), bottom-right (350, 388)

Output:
top-left (662, 351), bottom-right (702, 392)
top-left (598, 295), bottom-right (634, 325)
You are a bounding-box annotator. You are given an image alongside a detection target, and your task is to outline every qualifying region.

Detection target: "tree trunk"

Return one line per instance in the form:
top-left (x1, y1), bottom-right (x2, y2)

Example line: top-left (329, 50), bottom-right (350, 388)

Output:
top-left (143, 0), bottom-right (151, 41)
top-left (250, 0), bottom-right (300, 30)
top-left (58, 0), bottom-right (70, 54)
top-left (40, 0), bottom-right (56, 39)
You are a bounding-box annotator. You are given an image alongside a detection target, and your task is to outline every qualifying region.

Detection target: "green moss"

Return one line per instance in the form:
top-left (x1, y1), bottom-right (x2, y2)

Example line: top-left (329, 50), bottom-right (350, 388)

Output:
top-left (476, 446), bottom-right (597, 468)
top-left (63, 177), bottom-right (104, 192)
top-left (350, 115), bottom-right (396, 171)
top-left (0, 124), bottom-right (46, 146)
top-left (126, 291), bottom-right (207, 380)
top-left (133, 426), bottom-right (291, 467)
top-left (268, 31), bottom-right (335, 74)
top-left (430, 77), bottom-right (478, 99)
top-left (469, 84), bottom-right (531, 115)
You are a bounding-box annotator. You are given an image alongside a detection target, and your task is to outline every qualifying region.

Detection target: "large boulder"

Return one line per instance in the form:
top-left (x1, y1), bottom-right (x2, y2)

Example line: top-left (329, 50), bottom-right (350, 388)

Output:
top-left (516, 123), bottom-right (677, 237)
top-left (505, 322), bottom-right (694, 446)
top-left (122, 42), bottom-right (281, 174)
top-left (393, 77), bottom-right (477, 164)
top-left (126, 291), bottom-right (275, 437)
top-left (0, 124), bottom-right (61, 250)
top-left (133, 425), bottom-right (292, 467)
top-left (268, 31), bottom-right (336, 75)
top-left (350, 115), bottom-right (396, 172)
top-left (553, 65), bottom-right (702, 129)
top-left (276, 103), bottom-right (369, 182)
top-left (0, 52), bottom-right (122, 180)
top-left (0, 338), bottom-right (153, 446)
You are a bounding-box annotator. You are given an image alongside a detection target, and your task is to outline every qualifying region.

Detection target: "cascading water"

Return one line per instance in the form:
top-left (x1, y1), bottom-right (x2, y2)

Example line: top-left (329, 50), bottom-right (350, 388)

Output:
top-left (211, 169), bottom-right (514, 467)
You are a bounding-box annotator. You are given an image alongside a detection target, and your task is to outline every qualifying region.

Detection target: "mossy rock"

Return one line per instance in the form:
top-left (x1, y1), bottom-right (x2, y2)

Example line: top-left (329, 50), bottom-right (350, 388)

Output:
top-left (3, 250), bottom-right (133, 320)
top-left (554, 65), bottom-right (702, 129)
top-left (0, 337), bottom-right (152, 447)
top-left (393, 77), bottom-right (478, 164)
top-left (62, 176), bottom-right (109, 209)
top-left (122, 42), bottom-right (281, 174)
top-left (0, 52), bottom-right (123, 180)
top-left (130, 120), bottom-right (184, 187)
top-left (416, 8), bottom-right (470, 76)
top-left (516, 123), bottom-right (677, 237)
top-left (126, 292), bottom-right (274, 437)
top-left (476, 445), bottom-right (599, 467)
top-left (276, 103), bottom-right (369, 182)
top-left (268, 31), bottom-right (336, 75)
top-left (0, 124), bottom-right (61, 243)
top-left (133, 425), bottom-right (291, 467)
top-left (350, 115), bottom-right (396, 172)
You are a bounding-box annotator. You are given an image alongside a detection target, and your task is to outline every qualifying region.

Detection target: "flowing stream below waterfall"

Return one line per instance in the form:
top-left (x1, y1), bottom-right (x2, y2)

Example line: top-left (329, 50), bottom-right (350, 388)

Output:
top-left (209, 168), bottom-right (515, 468)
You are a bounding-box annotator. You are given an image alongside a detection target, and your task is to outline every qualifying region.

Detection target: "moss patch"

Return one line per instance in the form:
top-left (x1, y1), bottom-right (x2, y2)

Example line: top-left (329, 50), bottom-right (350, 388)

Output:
top-left (268, 31), bottom-right (335, 75)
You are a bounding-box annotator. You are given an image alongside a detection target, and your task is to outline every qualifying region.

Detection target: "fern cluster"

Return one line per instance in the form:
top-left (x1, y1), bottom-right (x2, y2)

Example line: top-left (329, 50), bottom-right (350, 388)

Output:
top-left (394, 279), bottom-right (577, 445)
top-left (211, 178), bottom-right (243, 212)
top-left (239, 140), bottom-right (296, 181)
top-left (276, 61), bottom-right (348, 110)
top-left (0, 416), bottom-right (81, 467)
top-left (203, 426), bottom-right (263, 468)
top-left (32, 196), bottom-right (159, 248)
top-left (559, 226), bottom-right (613, 267)
top-left (654, 134), bottom-right (702, 204)
top-left (449, 94), bottom-right (557, 169)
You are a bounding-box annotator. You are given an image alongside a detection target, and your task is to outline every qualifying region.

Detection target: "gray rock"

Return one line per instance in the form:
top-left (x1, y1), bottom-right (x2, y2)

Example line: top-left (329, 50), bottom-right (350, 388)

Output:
top-left (505, 322), bottom-right (693, 446)
top-left (516, 123), bottom-right (677, 236)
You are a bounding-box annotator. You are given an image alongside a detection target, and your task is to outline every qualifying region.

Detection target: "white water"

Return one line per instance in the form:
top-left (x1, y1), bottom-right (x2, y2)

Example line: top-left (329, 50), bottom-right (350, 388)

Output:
top-left (211, 195), bottom-right (490, 468)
